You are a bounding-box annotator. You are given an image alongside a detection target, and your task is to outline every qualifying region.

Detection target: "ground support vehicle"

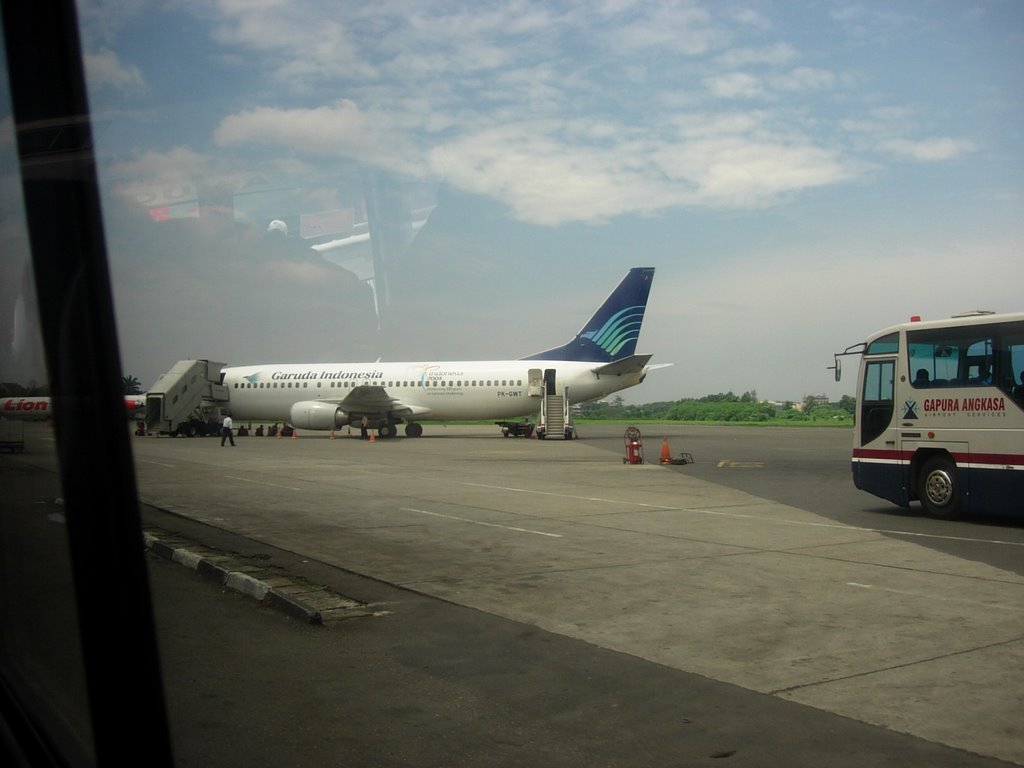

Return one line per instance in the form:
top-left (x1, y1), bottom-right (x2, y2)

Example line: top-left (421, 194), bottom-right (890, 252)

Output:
top-left (834, 311), bottom-right (1024, 519)
top-left (497, 420), bottom-right (535, 438)
top-left (145, 359), bottom-right (230, 437)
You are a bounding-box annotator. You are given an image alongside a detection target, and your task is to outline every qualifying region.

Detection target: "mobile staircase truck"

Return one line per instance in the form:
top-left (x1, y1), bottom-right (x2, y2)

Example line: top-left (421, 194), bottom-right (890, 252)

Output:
top-left (536, 385), bottom-right (576, 440)
top-left (145, 359), bottom-right (230, 437)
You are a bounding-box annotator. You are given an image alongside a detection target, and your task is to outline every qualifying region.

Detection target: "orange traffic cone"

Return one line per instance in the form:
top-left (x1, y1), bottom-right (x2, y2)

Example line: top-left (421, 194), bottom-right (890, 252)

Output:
top-left (369, 432), bottom-right (376, 443)
top-left (659, 436), bottom-right (671, 464)
top-left (292, 429), bottom-right (298, 439)
top-left (330, 430), bottom-right (335, 440)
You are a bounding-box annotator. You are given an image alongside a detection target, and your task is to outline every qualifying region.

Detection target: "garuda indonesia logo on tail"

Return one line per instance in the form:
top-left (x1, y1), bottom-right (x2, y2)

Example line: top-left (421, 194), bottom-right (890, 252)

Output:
top-left (581, 305), bottom-right (646, 357)
top-left (522, 267), bottom-right (654, 363)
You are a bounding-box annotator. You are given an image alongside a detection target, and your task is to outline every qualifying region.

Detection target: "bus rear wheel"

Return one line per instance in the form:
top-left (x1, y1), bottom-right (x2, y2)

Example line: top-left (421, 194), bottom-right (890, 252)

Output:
top-left (918, 456), bottom-right (962, 520)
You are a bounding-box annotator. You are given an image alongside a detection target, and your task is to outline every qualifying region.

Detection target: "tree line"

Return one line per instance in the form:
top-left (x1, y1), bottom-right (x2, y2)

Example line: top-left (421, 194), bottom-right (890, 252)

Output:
top-left (577, 391), bottom-right (856, 424)
top-left (1, 375), bottom-right (142, 397)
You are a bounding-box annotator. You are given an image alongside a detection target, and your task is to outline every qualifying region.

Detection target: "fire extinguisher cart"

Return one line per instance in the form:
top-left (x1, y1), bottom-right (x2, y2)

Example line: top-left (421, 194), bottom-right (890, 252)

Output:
top-left (623, 425), bottom-right (644, 464)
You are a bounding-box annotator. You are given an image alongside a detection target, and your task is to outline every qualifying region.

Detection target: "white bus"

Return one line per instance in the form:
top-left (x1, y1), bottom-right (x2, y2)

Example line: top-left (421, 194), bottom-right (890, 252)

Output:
top-left (834, 311), bottom-right (1024, 519)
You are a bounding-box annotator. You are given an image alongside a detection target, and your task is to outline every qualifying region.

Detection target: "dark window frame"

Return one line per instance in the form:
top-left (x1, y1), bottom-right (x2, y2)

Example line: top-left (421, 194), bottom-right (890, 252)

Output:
top-left (1, 2), bottom-right (174, 765)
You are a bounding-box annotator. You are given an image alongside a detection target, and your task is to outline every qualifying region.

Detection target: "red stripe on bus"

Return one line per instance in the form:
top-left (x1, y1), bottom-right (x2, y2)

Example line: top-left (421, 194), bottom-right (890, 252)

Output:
top-left (852, 448), bottom-right (904, 461)
top-left (853, 448), bottom-right (1024, 468)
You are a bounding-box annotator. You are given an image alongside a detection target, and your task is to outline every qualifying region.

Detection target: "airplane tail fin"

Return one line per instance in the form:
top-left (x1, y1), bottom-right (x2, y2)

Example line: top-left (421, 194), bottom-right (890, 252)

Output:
top-left (522, 267), bottom-right (655, 363)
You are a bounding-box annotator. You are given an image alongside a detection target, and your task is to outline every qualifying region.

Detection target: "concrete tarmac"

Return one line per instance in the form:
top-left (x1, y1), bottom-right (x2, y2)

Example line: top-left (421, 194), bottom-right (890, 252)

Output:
top-left (143, 504), bottom-right (1011, 768)
top-left (128, 425), bottom-right (1024, 766)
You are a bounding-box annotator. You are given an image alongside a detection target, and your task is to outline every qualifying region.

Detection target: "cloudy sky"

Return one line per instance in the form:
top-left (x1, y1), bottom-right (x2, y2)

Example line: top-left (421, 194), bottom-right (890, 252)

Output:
top-left (3, 0), bottom-right (1023, 403)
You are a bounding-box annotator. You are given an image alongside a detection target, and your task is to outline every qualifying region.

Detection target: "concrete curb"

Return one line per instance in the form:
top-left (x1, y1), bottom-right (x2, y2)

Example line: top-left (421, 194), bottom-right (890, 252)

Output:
top-left (143, 531), bottom-right (323, 625)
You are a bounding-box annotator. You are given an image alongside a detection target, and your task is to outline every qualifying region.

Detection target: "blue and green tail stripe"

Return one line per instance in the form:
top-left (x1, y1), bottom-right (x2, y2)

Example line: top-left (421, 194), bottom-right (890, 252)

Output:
top-left (523, 267), bottom-right (654, 363)
top-left (581, 305), bottom-right (647, 357)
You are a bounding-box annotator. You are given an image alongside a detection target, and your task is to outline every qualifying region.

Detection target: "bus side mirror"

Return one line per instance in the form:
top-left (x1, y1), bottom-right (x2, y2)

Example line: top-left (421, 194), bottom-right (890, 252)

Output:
top-left (830, 357), bottom-right (842, 382)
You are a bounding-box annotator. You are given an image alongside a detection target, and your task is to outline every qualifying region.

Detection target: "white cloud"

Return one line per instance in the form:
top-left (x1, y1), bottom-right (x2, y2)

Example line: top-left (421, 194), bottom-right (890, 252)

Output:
top-left (605, 2), bottom-right (722, 56)
top-left (109, 147), bottom-right (213, 203)
top-left (213, 101), bottom-right (425, 178)
top-left (428, 125), bottom-right (663, 225)
top-left (209, 3), bottom-right (377, 88)
top-left (879, 137), bottom-right (979, 162)
top-left (77, 0), bottom-right (147, 46)
top-left (716, 42), bottom-right (796, 68)
top-left (770, 66), bottom-right (836, 92)
top-left (84, 1), bottom-right (994, 231)
top-left (705, 72), bottom-right (764, 99)
top-left (85, 47), bottom-right (146, 93)
top-left (706, 66), bottom-right (835, 100)
top-left (729, 8), bottom-right (773, 31)
top-left (190, 3), bottom-right (878, 223)
top-left (653, 112), bottom-right (858, 207)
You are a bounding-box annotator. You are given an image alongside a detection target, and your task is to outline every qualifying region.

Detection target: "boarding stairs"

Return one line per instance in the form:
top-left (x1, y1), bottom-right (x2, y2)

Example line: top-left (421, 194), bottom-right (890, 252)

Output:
top-left (145, 359), bottom-right (229, 436)
top-left (539, 387), bottom-right (575, 440)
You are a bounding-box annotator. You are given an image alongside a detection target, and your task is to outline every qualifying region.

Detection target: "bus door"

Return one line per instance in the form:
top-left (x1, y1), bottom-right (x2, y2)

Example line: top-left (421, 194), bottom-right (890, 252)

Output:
top-left (855, 357), bottom-right (906, 504)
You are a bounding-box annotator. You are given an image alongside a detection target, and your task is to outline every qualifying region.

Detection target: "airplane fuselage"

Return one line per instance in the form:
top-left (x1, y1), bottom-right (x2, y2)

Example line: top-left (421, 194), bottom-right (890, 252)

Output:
top-left (222, 360), bottom-right (645, 424)
top-left (1, 396), bottom-right (53, 421)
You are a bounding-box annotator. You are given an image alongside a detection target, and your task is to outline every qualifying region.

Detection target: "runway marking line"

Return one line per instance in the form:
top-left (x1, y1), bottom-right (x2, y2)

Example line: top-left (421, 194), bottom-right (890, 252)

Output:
top-left (135, 458), bottom-right (177, 468)
top-left (846, 581), bottom-right (1023, 613)
top-left (460, 482), bottom-right (1024, 548)
top-left (223, 474), bottom-right (304, 492)
top-left (401, 507), bottom-right (562, 538)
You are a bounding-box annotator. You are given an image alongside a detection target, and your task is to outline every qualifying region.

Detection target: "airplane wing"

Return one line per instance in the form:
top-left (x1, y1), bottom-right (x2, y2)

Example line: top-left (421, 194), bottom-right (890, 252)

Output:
top-left (337, 385), bottom-right (433, 419)
top-left (591, 354), bottom-right (653, 377)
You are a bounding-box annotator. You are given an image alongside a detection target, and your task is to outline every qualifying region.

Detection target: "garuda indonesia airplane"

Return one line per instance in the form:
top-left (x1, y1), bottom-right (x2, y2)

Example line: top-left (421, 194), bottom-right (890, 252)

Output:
top-left (221, 267), bottom-right (662, 438)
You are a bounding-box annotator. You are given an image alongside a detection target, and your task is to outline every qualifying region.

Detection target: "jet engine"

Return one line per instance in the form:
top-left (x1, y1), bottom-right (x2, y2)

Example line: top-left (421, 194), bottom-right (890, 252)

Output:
top-left (289, 401), bottom-right (348, 431)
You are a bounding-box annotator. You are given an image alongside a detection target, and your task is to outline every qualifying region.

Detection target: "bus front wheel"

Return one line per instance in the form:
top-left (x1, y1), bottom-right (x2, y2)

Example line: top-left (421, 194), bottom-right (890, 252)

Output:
top-left (918, 456), bottom-right (962, 520)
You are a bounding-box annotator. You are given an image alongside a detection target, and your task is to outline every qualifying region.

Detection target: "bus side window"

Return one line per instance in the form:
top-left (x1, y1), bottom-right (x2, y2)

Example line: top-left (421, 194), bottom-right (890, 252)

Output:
top-left (908, 339), bottom-right (958, 388)
top-left (1007, 337), bottom-right (1024, 405)
top-left (964, 339), bottom-right (994, 386)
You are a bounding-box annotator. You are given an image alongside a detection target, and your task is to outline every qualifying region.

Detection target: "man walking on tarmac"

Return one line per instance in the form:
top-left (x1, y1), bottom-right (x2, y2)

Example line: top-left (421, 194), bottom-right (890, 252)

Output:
top-left (221, 414), bottom-right (236, 447)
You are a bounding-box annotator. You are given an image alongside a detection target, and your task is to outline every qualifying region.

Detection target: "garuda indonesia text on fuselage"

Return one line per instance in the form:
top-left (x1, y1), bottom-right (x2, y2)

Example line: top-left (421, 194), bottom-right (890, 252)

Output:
top-left (220, 267), bottom-right (662, 437)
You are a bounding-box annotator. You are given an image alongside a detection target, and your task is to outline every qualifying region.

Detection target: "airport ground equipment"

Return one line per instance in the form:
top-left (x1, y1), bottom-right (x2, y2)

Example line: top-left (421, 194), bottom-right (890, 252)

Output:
top-left (658, 435), bottom-right (695, 465)
top-left (0, 420), bottom-right (25, 453)
top-left (497, 420), bottom-right (535, 438)
top-left (623, 425), bottom-right (644, 464)
top-left (668, 451), bottom-right (695, 465)
top-left (536, 385), bottom-right (576, 439)
top-left (145, 359), bottom-right (230, 437)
